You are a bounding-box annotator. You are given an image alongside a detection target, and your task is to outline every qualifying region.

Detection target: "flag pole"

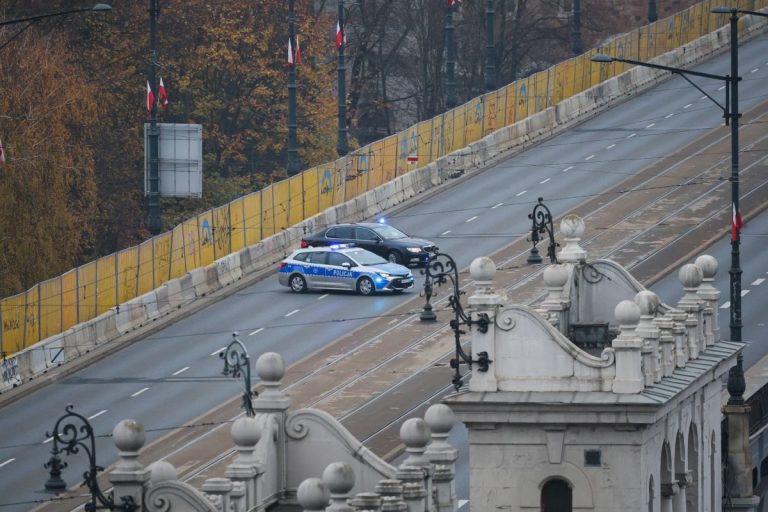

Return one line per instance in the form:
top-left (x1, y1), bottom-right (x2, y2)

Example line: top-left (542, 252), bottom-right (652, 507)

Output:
top-left (287, 0), bottom-right (300, 175)
top-left (147, 0), bottom-right (161, 234)
top-left (337, 0), bottom-right (348, 157)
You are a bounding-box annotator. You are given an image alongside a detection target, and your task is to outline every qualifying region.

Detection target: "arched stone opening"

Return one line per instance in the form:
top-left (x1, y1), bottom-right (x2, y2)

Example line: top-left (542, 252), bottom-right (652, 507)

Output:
top-left (541, 477), bottom-right (572, 512)
top-left (687, 423), bottom-right (700, 511)
top-left (648, 474), bottom-right (656, 512)
top-left (661, 441), bottom-right (676, 512)
top-left (673, 432), bottom-right (686, 511)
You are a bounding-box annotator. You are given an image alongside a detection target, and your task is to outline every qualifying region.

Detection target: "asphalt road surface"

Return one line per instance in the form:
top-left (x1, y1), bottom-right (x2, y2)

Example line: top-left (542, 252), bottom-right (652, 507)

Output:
top-left (1, 34), bottom-right (768, 511)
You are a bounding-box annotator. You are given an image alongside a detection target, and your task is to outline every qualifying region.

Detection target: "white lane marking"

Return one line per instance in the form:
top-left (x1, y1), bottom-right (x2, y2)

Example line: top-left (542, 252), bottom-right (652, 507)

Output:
top-left (605, 144), bottom-right (616, 149)
top-left (742, 290), bottom-right (751, 297)
top-left (172, 367), bottom-right (190, 376)
top-left (721, 301), bottom-right (731, 309)
top-left (700, 95), bottom-right (707, 100)
top-left (540, 178), bottom-right (551, 184)
top-left (131, 387), bottom-right (150, 398)
top-left (683, 103), bottom-right (692, 109)
top-left (646, 123), bottom-right (655, 128)
top-left (752, 278), bottom-right (765, 286)
top-left (87, 409), bottom-right (108, 420)
top-left (516, 190), bottom-right (527, 197)
top-left (0, 458), bottom-right (15, 468)
top-left (465, 216), bottom-right (478, 223)
top-left (388, 319), bottom-right (399, 325)
top-left (585, 154), bottom-right (595, 161)
top-left (718, 85), bottom-right (726, 91)
top-left (627, 133), bottom-right (637, 138)
top-left (492, 202), bottom-right (503, 209)
top-left (562, 166), bottom-right (573, 172)
top-left (751, 68), bottom-right (759, 74)
top-left (211, 347), bottom-right (226, 356)
top-left (665, 113), bottom-right (675, 118)
top-left (285, 309), bottom-right (300, 317)
top-left (318, 294), bottom-right (328, 300)
top-left (441, 230), bottom-right (452, 235)
top-left (249, 327), bottom-right (264, 336)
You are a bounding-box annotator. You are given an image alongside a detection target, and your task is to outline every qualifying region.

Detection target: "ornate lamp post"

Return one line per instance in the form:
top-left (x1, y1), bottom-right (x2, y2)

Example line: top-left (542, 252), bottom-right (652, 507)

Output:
top-left (526, 197), bottom-right (558, 265)
top-left (220, 332), bottom-right (256, 416)
top-left (147, 0), bottom-right (161, 235)
top-left (485, 0), bottom-right (496, 91)
top-left (44, 405), bottom-right (138, 511)
top-left (445, 1), bottom-right (458, 109)
top-left (423, 250), bottom-right (492, 390)
top-left (337, 0), bottom-right (349, 157)
top-left (572, 0), bottom-right (583, 56)
top-left (287, 0), bottom-right (300, 175)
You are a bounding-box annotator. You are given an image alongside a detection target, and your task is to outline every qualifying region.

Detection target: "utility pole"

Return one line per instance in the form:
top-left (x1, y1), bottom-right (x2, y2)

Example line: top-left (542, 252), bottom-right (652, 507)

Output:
top-left (337, 0), bottom-right (348, 157)
top-left (485, 0), bottom-right (496, 91)
top-left (572, 0), bottom-right (583, 56)
top-left (147, 0), bottom-right (161, 235)
top-left (445, 1), bottom-right (457, 109)
top-left (287, 0), bottom-right (300, 175)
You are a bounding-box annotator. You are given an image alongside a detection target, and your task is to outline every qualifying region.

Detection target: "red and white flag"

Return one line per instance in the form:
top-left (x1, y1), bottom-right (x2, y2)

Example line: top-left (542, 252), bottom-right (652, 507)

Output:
top-left (732, 204), bottom-right (744, 241)
top-left (0, 137), bottom-right (5, 165)
top-left (146, 81), bottom-right (154, 113)
top-left (288, 38), bottom-right (294, 66)
top-left (447, 0), bottom-right (463, 5)
top-left (335, 21), bottom-right (344, 49)
top-left (158, 78), bottom-right (168, 109)
top-left (295, 36), bottom-right (301, 65)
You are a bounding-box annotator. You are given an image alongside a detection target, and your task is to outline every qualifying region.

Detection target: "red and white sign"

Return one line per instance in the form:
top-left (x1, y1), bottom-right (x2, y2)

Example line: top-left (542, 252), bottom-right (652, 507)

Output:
top-left (407, 154), bottom-right (418, 165)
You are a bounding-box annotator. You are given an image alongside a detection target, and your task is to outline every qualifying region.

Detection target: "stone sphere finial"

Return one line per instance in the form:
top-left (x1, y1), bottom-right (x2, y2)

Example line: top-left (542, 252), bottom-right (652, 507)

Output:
top-left (424, 404), bottom-right (455, 435)
top-left (113, 419), bottom-right (145, 452)
top-left (322, 462), bottom-right (355, 495)
top-left (634, 290), bottom-right (660, 316)
top-left (231, 416), bottom-right (261, 447)
top-left (469, 257), bottom-right (496, 283)
top-left (560, 214), bottom-right (585, 238)
top-left (615, 300), bottom-right (641, 326)
top-left (148, 460), bottom-right (178, 484)
top-left (543, 264), bottom-right (569, 288)
top-left (255, 352), bottom-right (284, 382)
top-left (400, 418), bottom-right (431, 449)
top-left (297, 478), bottom-right (330, 510)
top-left (679, 263), bottom-right (703, 288)
top-left (695, 255), bottom-right (718, 279)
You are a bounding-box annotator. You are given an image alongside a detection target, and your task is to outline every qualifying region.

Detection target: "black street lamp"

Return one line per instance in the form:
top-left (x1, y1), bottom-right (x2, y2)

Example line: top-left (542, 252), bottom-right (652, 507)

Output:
top-left (423, 250), bottom-right (492, 390)
top-left (44, 404), bottom-right (137, 511)
top-left (648, 0), bottom-right (658, 23)
top-left (337, 0), bottom-right (349, 157)
top-left (592, 7), bottom-right (756, 402)
top-left (287, 0), bottom-right (300, 175)
top-left (572, 0), bottom-right (583, 56)
top-left (220, 332), bottom-right (256, 416)
top-left (0, 4), bottom-right (112, 27)
top-left (526, 197), bottom-right (558, 265)
top-left (445, 1), bottom-right (458, 109)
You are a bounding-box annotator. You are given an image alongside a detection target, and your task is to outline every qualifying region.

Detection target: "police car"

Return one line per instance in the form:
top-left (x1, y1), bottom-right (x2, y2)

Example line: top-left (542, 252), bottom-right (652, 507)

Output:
top-left (277, 245), bottom-right (415, 296)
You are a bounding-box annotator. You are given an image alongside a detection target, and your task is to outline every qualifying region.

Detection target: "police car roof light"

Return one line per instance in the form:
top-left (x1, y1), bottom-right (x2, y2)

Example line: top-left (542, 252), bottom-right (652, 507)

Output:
top-left (378, 217), bottom-right (387, 224)
top-left (329, 243), bottom-right (355, 250)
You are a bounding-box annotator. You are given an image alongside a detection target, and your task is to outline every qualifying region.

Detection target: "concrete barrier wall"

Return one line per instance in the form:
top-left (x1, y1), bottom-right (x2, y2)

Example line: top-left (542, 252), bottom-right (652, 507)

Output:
top-left (3, 16), bottom-right (766, 394)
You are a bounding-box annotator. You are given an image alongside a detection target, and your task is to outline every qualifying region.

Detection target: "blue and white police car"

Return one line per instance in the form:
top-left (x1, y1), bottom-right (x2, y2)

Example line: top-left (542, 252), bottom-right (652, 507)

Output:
top-left (277, 245), bottom-right (415, 296)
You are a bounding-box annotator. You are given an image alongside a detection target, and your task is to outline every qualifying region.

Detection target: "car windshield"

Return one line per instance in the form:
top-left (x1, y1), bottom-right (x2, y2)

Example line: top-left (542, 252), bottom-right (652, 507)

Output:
top-left (346, 249), bottom-right (387, 266)
top-left (372, 225), bottom-right (408, 240)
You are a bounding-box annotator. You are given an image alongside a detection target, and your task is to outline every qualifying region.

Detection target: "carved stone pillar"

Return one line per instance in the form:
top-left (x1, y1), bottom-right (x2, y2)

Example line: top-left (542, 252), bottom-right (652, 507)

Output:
top-left (677, 264), bottom-right (704, 358)
top-left (323, 462), bottom-right (355, 512)
top-left (349, 492), bottom-right (382, 512)
top-left (202, 478), bottom-right (233, 512)
top-left (540, 264), bottom-right (571, 333)
top-left (375, 480), bottom-right (406, 512)
top-left (611, 300), bottom-right (644, 394)
top-left (723, 404), bottom-right (760, 512)
top-left (397, 466), bottom-right (428, 512)
top-left (673, 472), bottom-right (689, 512)
top-left (297, 477), bottom-right (330, 512)
top-left (467, 256), bottom-right (502, 392)
top-left (225, 416), bottom-right (262, 508)
top-left (695, 254), bottom-right (720, 346)
top-left (660, 481), bottom-right (679, 512)
top-left (653, 314), bottom-right (676, 377)
top-left (667, 308), bottom-right (689, 367)
top-left (635, 291), bottom-right (661, 384)
top-left (109, 419), bottom-right (151, 509)
top-left (399, 417), bottom-right (432, 510)
top-left (425, 404), bottom-right (458, 512)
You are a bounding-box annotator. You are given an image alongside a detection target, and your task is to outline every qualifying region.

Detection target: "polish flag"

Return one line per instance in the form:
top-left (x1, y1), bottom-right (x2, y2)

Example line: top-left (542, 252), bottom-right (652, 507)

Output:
top-left (146, 81), bottom-right (154, 113)
top-left (448, 0), bottom-right (463, 5)
top-left (732, 204), bottom-right (743, 241)
top-left (295, 36), bottom-right (301, 65)
top-left (335, 21), bottom-right (344, 49)
top-left (0, 138), bottom-right (5, 165)
top-left (158, 78), bottom-right (168, 109)
top-left (288, 38), bottom-right (294, 66)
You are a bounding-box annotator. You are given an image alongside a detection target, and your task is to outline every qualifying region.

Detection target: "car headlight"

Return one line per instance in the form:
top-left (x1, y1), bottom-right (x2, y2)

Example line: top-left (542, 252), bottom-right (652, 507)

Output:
top-left (406, 247), bottom-right (421, 253)
top-left (377, 272), bottom-right (393, 279)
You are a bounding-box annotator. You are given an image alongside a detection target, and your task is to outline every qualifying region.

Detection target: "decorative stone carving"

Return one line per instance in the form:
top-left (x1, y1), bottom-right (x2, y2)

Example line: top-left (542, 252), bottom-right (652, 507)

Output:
top-left (695, 254), bottom-right (720, 345)
top-left (145, 481), bottom-right (219, 512)
top-left (349, 492), bottom-right (382, 512)
top-left (677, 264), bottom-right (704, 359)
top-left (611, 300), bottom-right (644, 394)
top-left (541, 264), bottom-right (570, 330)
top-left (323, 462), bottom-right (355, 512)
top-left (110, 419), bottom-right (150, 510)
top-left (667, 308), bottom-right (689, 367)
top-left (653, 313), bottom-right (676, 378)
top-left (297, 477), bottom-right (330, 512)
top-left (558, 214), bottom-right (587, 262)
top-left (635, 290), bottom-right (661, 385)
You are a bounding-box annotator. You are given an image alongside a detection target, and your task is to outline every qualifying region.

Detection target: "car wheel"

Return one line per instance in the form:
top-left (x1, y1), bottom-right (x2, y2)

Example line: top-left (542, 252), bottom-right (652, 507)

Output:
top-left (357, 276), bottom-right (375, 296)
top-left (289, 274), bottom-right (307, 293)
top-left (387, 251), bottom-right (403, 264)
